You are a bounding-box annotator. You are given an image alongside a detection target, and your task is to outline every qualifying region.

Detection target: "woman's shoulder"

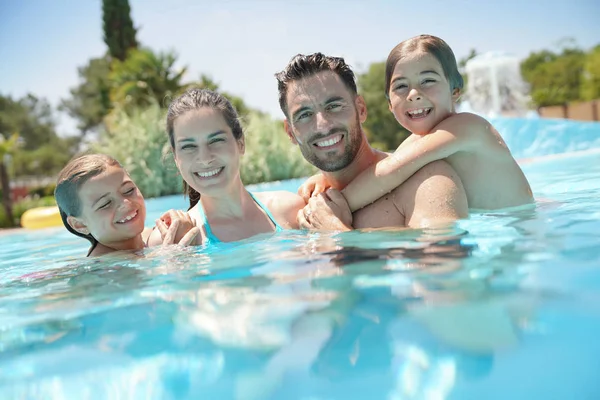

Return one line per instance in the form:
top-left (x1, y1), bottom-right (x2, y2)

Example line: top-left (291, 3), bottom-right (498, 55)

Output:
top-left (252, 190), bottom-right (305, 228)
top-left (253, 190), bottom-right (305, 210)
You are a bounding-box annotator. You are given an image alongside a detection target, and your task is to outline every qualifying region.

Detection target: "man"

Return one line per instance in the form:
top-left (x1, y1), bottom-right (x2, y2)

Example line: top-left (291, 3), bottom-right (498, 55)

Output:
top-left (275, 53), bottom-right (468, 230)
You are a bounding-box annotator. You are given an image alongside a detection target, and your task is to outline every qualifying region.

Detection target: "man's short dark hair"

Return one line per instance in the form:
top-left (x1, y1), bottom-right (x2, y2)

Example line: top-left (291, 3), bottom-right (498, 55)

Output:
top-left (275, 53), bottom-right (358, 117)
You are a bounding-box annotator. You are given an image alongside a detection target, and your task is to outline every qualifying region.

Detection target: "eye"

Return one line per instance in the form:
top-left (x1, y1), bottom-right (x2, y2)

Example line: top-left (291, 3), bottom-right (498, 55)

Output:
top-left (97, 200), bottom-right (111, 211)
top-left (422, 78), bottom-right (436, 85)
top-left (326, 103), bottom-right (343, 112)
top-left (393, 83), bottom-right (408, 91)
top-left (209, 137), bottom-right (225, 145)
top-left (296, 111), bottom-right (313, 121)
top-left (180, 143), bottom-right (197, 151)
top-left (124, 187), bottom-right (135, 195)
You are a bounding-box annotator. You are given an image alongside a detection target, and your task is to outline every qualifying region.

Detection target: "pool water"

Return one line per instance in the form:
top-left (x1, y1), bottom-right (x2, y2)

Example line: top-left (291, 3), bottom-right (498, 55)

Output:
top-left (1, 119), bottom-right (600, 399)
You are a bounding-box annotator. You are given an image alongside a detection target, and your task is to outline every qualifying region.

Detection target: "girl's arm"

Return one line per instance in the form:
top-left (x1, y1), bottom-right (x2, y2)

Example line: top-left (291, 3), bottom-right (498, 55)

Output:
top-left (342, 113), bottom-right (484, 211)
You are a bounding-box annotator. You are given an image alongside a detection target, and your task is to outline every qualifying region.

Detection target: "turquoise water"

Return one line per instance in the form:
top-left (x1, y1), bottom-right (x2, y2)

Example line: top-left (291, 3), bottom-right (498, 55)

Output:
top-left (1, 118), bottom-right (600, 399)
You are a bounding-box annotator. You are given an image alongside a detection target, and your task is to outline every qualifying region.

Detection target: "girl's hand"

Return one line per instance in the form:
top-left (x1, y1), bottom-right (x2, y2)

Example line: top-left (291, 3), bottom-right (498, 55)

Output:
top-left (297, 173), bottom-right (331, 203)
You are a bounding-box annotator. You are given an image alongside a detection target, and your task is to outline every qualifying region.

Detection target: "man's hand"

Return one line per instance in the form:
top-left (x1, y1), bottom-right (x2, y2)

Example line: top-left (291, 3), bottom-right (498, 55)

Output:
top-left (297, 189), bottom-right (353, 231)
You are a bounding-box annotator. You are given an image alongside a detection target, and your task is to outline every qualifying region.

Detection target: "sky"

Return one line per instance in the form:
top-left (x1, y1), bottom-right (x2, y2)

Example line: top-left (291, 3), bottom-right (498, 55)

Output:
top-left (1, 0), bottom-right (599, 135)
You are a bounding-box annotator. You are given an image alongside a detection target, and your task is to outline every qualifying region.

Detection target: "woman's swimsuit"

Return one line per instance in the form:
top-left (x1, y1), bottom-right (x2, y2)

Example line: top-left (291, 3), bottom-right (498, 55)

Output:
top-left (196, 192), bottom-right (283, 246)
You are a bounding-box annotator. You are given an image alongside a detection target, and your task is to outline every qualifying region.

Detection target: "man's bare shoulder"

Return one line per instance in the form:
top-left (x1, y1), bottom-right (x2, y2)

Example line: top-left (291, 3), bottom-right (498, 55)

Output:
top-left (391, 159), bottom-right (468, 226)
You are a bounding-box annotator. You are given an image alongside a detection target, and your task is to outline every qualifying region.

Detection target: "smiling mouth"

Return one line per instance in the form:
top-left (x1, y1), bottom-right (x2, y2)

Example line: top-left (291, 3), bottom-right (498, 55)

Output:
top-left (406, 108), bottom-right (433, 119)
top-left (313, 134), bottom-right (343, 148)
top-left (116, 210), bottom-right (138, 224)
top-left (194, 167), bottom-right (224, 179)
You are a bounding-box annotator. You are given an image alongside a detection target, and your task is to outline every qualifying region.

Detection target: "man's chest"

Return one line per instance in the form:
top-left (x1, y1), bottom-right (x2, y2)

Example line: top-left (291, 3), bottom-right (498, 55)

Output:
top-left (352, 193), bottom-right (406, 229)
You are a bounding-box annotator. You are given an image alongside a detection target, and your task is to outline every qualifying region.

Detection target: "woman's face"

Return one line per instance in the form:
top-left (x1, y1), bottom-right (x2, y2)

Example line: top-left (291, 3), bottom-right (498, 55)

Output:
top-left (172, 107), bottom-right (245, 197)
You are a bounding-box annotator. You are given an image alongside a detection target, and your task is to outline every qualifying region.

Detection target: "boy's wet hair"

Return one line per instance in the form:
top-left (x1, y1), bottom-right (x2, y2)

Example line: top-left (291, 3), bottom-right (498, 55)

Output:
top-left (54, 154), bottom-right (121, 254)
top-left (385, 34), bottom-right (464, 98)
top-left (275, 52), bottom-right (358, 117)
top-left (165, 88), bottom-right (244, 209)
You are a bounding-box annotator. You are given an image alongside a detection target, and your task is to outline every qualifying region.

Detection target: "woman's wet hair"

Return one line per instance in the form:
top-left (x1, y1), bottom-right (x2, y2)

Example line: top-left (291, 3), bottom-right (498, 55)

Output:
top-left (166, 88), bottom-right (244, 209)
top-left (54, 154), bottom-right (122, 255)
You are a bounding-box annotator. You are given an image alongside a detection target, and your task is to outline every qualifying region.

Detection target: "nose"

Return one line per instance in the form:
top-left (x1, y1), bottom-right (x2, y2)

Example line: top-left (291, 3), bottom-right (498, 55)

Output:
top-left (196, 145), bottom-right (215, 166)
top-left (315, 110), bottom-right (332, 133)
top-left (407, 88), bottom-right (422, 102)
top-left (117, 197), bottom-right (134, 211)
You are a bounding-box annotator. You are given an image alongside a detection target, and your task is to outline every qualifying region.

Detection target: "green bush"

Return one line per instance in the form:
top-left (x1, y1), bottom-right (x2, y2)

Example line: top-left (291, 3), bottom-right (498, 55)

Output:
top-left (95, 102), bottom-right (182, 198)
top-left (28, 183), bottom-right (57, 198)
top-left (240, 112), bottom-right (317, 185)
top-left (0, 196), bottom-right (57, 228)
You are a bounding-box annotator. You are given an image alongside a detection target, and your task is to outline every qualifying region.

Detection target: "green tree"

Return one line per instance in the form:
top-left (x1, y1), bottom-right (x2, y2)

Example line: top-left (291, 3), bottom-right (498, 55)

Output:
top-left (109, 48), bottom-right (187, 111)
top-left (102, 0), bottom-right (138, 61)
top-left (0, 133), bottom-right (23, 226)
top-left (60, 57), bottom-right (112, 135)
top-left (357, 62), bottom-right (410, 151)
top-left (580, 45), bottom-right (600, 101)
top-left (0, 94), bottom-right (78, 178)
top-left (521, 41), bottom-right (586, 107)
top-left (0, 94), bottom-right (58, 151)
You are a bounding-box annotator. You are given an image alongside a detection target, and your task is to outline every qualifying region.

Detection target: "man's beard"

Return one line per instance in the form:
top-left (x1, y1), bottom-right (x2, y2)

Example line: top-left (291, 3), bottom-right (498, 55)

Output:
top-left (299, 115), bottom-right (362, 173)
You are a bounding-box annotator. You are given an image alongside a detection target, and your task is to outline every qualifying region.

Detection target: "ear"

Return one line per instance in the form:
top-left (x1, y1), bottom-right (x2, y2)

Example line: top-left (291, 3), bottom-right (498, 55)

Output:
top-left (452, 88), bottom-right (461, 102)
top-left (284, 119), bottom-right (298, 145)
top-left (355, 95), bottom-right (368, 124)
top-left (67, 216), bottom-right (90, 235)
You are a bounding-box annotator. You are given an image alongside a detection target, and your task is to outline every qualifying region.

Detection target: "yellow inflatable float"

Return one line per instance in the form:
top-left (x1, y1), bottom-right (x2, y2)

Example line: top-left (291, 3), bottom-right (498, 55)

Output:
top-left (21, 206), bottom-right (63, 230)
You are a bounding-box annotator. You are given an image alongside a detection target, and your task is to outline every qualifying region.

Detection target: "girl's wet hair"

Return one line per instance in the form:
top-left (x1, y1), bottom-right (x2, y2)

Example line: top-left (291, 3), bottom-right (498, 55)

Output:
top-left (165, 88), bottom-right (244, 209)
top-left (54, 154), bottom-right (121, 255)
top-left (385, 34), bottom-right (464, 99)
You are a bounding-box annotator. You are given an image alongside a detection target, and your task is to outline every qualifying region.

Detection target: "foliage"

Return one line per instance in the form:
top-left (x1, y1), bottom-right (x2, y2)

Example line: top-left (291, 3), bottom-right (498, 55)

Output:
top-left (520, 41), bottom-right (587, 107)
top-left (0, 196), bottom-right (56, 228)
top-left (102, 0), bottom-right (138, 61)
top-left (240, 112), bottom-right (317, 185)
top-left (580, 45), bottom-right (600, 101)
top-left (357, 62), bottom-right (410, 151)
top-left (109, 48), bottom-right (187, 111)
top-left (95, 102), bottom-right (181, 198)
top-left (0, 94), bottom-right (59, 150)
top-left (60, 57), bottom-right (112, 135)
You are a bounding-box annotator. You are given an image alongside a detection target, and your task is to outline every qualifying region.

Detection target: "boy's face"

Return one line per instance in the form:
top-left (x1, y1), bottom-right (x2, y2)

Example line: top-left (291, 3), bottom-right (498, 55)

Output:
top-left (387, 52), bottom-right (460, 135)
top-left (68, 165), bottom-right (146, 247)
top-left (283, 70), bottom-right (367, 172)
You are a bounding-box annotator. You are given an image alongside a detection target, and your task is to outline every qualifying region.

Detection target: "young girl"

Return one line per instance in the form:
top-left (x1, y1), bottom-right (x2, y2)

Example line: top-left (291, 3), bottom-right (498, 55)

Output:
top-left (54, 154), bottom-right (199, 257)
top-left (166, 88), bottom-right (305, 245)
top-left (300, 34), bottom-right (534, 212)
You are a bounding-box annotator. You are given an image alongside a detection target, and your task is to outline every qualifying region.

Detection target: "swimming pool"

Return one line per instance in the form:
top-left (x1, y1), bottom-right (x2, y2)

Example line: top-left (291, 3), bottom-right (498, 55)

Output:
top-left (1, 118), bottom-right (599, 399)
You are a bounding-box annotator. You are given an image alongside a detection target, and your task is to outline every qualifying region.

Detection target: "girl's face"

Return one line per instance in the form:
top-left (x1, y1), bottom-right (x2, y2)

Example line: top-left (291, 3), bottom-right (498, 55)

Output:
top-left (172, 107), bottom-right (245, 197)
top-left (68, 165), bottom-right (146, 247)
top-left (387, 52), bottom-right (460, 135)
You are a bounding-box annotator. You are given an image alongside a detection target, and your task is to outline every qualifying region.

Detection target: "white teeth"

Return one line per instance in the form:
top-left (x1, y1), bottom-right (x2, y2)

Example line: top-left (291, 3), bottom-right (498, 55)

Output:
top-left (196, 168), bottom-right (223, 178)
top-left (315, 135), bottom-right (342, 147)
top-left (408, 108), bottom-right (430, 117)
top-left (117, 210), bottom-right (137, 224)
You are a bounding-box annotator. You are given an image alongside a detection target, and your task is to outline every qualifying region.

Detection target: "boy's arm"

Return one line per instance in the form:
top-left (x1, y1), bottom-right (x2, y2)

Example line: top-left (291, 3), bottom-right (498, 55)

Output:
top-left (342, 113), bottom-right (485, 211)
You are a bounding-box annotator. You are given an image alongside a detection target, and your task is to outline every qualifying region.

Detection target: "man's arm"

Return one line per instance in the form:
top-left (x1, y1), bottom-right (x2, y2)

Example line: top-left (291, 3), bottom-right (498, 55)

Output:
top-left (393, 160), bottom-right (468, 228)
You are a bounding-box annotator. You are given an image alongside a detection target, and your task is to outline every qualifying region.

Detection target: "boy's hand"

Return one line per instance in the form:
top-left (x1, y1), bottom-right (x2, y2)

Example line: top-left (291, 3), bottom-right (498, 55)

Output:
top-left (156, 210), bottom-right (199, 246)
top-left (298, 173), bottom-right (331, 203)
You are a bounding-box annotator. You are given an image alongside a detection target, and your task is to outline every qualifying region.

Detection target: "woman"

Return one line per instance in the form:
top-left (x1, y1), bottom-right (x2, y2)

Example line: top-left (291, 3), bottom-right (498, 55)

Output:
top-left (166, 88), bottom-right (305, 245)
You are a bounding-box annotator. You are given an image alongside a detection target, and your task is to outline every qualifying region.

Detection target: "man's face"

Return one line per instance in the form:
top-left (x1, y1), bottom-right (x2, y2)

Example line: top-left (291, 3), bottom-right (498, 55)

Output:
top-left (284, 71), bottom-right (367, 172)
